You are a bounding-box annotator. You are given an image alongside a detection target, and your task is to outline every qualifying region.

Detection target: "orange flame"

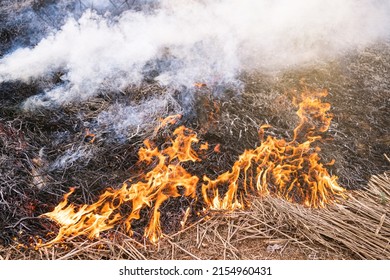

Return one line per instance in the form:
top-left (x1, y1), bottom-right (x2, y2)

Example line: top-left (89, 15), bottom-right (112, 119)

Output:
top-left (84, 129), bottom-right (96, 143)
top-left (42, 126), bottom-right (200, 245)
top-left (153, 114), bottom-right (182, 136)
top-left (194, 82), bottom-right (207, 88)
top-left (40, 89), bottom-right (345, 246)
top-left (202, 89), bottom-right (344, 209)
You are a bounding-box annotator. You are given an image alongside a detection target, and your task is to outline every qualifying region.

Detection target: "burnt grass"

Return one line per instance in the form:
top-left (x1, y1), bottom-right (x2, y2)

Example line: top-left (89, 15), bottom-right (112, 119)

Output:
top-left (1, 19), bottom-right (389, 247)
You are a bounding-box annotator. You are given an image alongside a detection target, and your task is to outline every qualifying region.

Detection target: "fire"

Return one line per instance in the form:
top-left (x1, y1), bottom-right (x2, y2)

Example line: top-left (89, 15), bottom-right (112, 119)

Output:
top-left (40, 89), bottom-right (345, 246)
top-left (42, 126), bottom-right (200, 245)
top-left (153, 114), bottom-right (182, 136)
top-left (194, 82), bottom-right (207, 88)
top-left (84, 128), bottom-right (96, 143)
top-left (202, 89), bottom-right (345, 209)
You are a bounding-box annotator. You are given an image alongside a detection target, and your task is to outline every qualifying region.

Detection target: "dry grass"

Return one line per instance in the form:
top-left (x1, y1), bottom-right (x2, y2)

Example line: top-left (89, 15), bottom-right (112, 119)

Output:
top-left (1, 0), bottom-right (389, 262)
top-left (1, 172), bottom-right (388, 260)
top-left (158, 171), bottom-right (389, 260)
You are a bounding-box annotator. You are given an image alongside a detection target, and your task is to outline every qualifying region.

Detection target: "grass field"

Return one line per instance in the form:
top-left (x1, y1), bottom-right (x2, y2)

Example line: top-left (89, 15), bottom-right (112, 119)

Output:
top-left (1, 1), bottom-right (389, 259)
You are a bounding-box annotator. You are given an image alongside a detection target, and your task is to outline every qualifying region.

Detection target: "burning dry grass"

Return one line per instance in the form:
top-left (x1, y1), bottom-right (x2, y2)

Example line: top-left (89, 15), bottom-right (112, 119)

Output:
top-left (1, 37), bottom-right (389, 260)
top-left (159, 172), bottom-right (390, 260)
top-left (1, 172), bottom-right (388, 260)
top-left (33, 90), bottom-right (347, 247)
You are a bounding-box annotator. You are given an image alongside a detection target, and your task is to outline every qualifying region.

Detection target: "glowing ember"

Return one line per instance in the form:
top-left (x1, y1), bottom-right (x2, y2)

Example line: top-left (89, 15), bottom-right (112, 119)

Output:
top-left (40, 90), bottom-right (346, 246)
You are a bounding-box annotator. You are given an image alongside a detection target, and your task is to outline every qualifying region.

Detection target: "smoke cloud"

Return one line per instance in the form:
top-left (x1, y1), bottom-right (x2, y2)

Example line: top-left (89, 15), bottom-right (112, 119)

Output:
top-left (0, 0), bottom-right (389, 109)
top-left (96, 94), bottom-right (182, 142)
top-left (50, 145), bottom-right (94, 171)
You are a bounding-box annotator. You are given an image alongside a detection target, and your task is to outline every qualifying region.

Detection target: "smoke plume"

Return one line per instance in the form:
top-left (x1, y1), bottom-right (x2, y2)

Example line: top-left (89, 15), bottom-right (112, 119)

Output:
top-left (0, 0), bottom-right (389, 109)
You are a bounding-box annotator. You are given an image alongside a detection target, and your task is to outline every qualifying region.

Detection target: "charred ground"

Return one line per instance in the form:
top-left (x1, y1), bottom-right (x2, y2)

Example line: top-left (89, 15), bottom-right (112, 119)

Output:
top-left (0, 1), bottom-right (389, 259)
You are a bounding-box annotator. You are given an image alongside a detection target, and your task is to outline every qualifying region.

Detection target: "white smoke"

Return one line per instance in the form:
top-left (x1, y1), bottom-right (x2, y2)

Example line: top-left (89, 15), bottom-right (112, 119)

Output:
top-left (83, 0), bottom-right (157, 10)
top-left (83, 0), bottom-right (121, 9)
top-left (96, 94), bottom-right (182, 141)
top-left (0, 0), bottom-right (389, 109)
top-left (50, 145), bottom-right (94, 171)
